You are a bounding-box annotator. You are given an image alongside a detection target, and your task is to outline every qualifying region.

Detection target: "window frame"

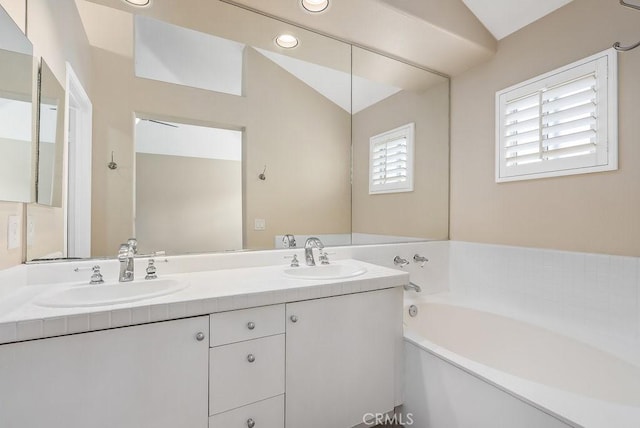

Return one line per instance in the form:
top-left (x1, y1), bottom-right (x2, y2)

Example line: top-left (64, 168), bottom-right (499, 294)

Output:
top-left (368, 122), bottom-right (415, 195)
top-left (495, 49), bottom-right (618, 183)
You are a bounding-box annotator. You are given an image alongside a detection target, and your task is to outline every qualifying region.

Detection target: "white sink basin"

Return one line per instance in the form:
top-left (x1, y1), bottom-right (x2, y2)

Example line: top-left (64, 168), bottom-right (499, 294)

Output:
top-left (283, 263), bottom-right (367, 280)
top-left (34, 279), bottom-right (188, 308)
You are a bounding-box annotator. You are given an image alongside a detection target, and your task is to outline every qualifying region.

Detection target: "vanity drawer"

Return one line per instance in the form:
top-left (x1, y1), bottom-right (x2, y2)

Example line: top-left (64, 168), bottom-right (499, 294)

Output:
top-left (210, 304), bottom-right (285, 346)
top-left (209, 334), bottom-right (285, 415)
top-left (209, 395), bottom-right (284, 428)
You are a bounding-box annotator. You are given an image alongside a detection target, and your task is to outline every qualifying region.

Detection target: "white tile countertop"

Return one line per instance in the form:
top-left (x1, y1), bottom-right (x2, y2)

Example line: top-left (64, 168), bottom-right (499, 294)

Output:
top-left (0, 259), bottom-right (408, 345)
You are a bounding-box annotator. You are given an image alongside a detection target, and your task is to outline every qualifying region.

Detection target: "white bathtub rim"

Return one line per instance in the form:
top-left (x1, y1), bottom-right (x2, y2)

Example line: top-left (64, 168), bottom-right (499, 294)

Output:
top-left (403, 333), bottom-right (581, 427)
top-left (404, 308), bottom-right (640, 428)
top-left (404, 291), bottom-right (640, 370)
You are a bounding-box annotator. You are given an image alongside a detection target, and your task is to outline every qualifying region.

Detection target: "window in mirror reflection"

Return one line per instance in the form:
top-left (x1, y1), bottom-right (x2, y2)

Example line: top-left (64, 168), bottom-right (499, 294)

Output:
top-left (135, 118), bottom-right (243, 255)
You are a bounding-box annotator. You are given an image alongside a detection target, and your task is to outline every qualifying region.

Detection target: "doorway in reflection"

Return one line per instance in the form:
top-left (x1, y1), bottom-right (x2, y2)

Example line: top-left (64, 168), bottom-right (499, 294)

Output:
top-left (134, 118), bottom-right (243, 255)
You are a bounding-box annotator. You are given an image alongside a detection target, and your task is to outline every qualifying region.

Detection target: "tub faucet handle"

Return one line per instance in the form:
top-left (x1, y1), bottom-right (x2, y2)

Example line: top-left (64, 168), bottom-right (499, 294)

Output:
top-left (394, 256), bottom-right (409, 267)
top-left (413, 254), bottom-right (429, 268)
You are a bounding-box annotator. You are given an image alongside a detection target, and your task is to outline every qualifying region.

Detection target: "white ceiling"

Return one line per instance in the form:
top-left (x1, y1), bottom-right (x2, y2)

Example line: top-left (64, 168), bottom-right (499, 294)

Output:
top-left (460, 0), bottom-right (574, 40)
top-left (81, 0), bottom-right (575, 77)
top-left (136, 119), bottom-right (242, 161)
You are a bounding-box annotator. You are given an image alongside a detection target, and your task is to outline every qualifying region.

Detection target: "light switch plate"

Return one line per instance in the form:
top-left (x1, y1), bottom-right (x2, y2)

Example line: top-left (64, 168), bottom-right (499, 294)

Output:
top-left (7, 215), bottom-right (20, 250)
top-left (27, 215), bottom-right (35, 248)
top-left (254, 218), bottom-right (266, 231)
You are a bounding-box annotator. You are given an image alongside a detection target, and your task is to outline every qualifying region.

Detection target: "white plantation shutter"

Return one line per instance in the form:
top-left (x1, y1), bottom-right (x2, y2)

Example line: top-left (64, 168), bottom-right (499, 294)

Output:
top-left (496, 49), bottom-right (617, 182)
top-left (369, 123), bottom-right (414, 194)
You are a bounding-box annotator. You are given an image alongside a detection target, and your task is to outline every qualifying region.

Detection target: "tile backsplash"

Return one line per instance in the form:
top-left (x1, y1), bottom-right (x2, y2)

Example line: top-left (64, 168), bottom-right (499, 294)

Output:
top-left (449, 241), bottom-right (640, 365)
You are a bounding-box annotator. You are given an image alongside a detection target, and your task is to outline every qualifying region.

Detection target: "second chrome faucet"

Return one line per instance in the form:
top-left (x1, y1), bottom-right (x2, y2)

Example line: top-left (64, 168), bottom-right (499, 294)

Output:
top-left (304, 237), bottom-right (324, 266)
top-left (118, 238), bottom-right (138, 282)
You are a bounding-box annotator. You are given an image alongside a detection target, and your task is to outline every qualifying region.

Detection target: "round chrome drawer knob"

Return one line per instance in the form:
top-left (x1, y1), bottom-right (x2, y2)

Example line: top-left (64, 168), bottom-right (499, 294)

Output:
top-left (247, 418), bottom-right (256, 428)
top-left (408, 305), bottom-right (418, 317)
top-left (290, 315), bottom-right (298, 323)
top-left (247, 321), bottom-right (256, 330)
top-left (195, 332), bottom-right (205, 341)
top-left (247, 354), bottom-right (256, 363)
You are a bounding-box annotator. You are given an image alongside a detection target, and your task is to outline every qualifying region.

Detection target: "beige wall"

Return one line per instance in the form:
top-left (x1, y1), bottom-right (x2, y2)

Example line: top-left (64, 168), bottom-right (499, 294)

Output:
top-left (0, 201), bottom-right (23, 269)
top-left (91, 43), bottom-right (351, 255)
top-left (244, 48), bottom-right (351, 249)
top-left (135, 154), bottom-right (242, 255)
top-left (352, 81), bottom-right (449, 240)
top-left (26, 203), bottom-right (64, 259)
top-left (450, 0), bottom-right (640, 257)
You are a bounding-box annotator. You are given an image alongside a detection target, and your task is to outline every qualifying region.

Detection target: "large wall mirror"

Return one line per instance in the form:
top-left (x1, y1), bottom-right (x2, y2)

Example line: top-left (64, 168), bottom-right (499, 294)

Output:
top-left (36, 60), bottom-right (65, 209)
top-left (25, 60), bottom-right (66, 262)
top-left (0, 5), bottom-right (34, 203)
top-left (22, 0), bottom-right (450, 261)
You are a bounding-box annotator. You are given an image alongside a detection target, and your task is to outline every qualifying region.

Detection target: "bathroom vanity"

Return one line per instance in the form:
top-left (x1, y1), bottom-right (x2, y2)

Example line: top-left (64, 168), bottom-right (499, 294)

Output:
top-left (0, 259), bottom-right (405, 428)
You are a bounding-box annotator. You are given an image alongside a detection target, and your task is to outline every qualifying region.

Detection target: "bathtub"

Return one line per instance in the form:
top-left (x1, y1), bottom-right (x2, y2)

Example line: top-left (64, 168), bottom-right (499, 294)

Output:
top-left (402, 298), bottom-right (640, 428)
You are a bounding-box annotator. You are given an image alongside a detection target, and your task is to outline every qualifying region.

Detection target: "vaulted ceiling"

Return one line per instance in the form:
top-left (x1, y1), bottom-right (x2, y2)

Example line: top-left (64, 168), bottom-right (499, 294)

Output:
top-left (81, 0), bottom-right (576, 76)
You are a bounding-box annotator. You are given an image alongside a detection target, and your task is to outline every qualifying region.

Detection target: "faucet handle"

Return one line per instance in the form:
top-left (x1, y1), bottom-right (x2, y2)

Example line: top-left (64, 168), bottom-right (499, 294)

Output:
top-left (393, 256), bottom-right (410, 267)
top-left (318, 251), bottom-right (330, 265)
top-left (90, 266), bottom-right (105, 285)
top-left (145, 259), bottom-right (158, 280)
top-left (285, 254), bottom-right (300, 267)
top-left (74, 265), bottom-right (105, 285)
top-left (413, 254), bottom-right (429, 268)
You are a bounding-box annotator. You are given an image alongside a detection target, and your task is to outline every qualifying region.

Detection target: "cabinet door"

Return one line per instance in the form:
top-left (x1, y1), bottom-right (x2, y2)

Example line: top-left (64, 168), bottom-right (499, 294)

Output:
top-left (0, 316), bottom-right (209, 428)
top-left (285, 287), bottom-right (403, 428)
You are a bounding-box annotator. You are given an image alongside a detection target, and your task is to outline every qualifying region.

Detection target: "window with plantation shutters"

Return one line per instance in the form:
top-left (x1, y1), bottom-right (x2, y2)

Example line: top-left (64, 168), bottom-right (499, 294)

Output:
top-left (369, 123), bottom-right (415, 194)
top-left (496, 49), bottom-right (617, 182)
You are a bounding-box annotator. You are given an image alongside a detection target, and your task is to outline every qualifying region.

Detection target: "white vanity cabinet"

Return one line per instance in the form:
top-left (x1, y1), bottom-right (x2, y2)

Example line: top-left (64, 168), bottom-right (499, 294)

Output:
top-left (0, 316), bottom-right (209, 428)
top-left (0, 280), bottom-right (403, 428)
top-left (285, 287), bottom-right (403, 428)
top-left (209, 304), bottom-right (286, 428)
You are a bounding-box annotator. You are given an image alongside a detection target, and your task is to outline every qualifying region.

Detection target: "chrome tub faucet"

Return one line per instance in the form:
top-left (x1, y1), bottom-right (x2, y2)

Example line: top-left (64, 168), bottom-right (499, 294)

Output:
top-left (118, 238), bottom-right (138, 282)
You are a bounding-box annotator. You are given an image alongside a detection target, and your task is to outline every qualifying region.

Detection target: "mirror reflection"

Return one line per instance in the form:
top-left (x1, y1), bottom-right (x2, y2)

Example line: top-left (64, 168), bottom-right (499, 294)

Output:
top-left (134, 118), bottom-right (243, 255)
top-left (37, 60), bottom-right (65, 208)
top-left (352, 47), bottom-right (450, 243)
top-left (86, 4), bottom-right (352, 257)
top-left (25, 60), bottom-right (67, 263)
top-left (18, 0), bottom-right (450, 261)
top-left (0, 5), bottom-right (34, 203)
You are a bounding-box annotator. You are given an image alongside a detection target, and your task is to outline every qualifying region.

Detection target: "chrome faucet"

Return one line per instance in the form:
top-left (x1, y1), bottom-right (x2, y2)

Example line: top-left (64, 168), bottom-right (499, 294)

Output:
top-left (304, 237), bottom-right (324, 266)
top-left (118, 238), bottom-right (138, 282)
top-left (283, 234), bottom-right (297, 248)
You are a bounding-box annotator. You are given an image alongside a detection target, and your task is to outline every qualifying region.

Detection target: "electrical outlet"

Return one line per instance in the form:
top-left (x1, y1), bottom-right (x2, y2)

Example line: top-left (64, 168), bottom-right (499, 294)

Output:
top-left (254, 218), bottom-right (266, 231)
top-left (7, 215), bottom-right (20, 250)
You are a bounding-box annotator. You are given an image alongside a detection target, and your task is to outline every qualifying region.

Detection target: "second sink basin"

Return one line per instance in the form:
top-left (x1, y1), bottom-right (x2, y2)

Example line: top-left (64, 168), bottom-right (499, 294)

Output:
top-left (34, 278), bottom-right (188, 308)
top-left (283, 262), bottom-right (367, 280)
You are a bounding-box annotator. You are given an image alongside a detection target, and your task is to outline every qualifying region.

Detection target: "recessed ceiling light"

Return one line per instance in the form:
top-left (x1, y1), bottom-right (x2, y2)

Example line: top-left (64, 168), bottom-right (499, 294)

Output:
top-left (301, 0), bottom-right (329, 13)
top-left (123, 0), bottom-right (151, 7)
top-left (275, 34), bottom-right (299, 49)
